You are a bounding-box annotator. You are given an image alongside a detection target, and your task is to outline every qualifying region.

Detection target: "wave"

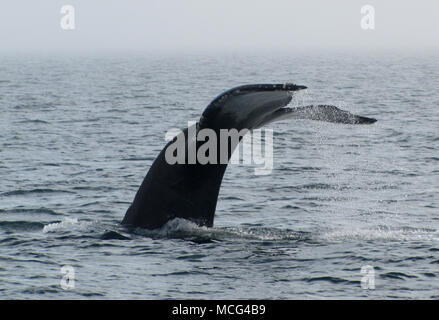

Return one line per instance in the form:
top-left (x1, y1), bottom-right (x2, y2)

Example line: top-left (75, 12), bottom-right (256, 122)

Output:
top-left (41, 217), bottom-right (131, 241)
top-left (1, 189), bottom-right (74, 197)
top-left (303, 276), bottom-right (359, 285)
top-left (380, 272), bottom-right (417, 280)
top-left (131, 219), bottom-right (439, 244)
top-left (35, 216), bottom-right (439, 245)
top-left (0, 207), bottom-right (59, 215)
top-left (42, 217), bottom-right (93, 233)
top-left (320, 226), bottom-right (439, 242)
top-left (16, 119), bottom-right (49, 124)
top-left (0, 221), bottom-right (45, 232)
top-left (132, 218), bottom-right (311, 243)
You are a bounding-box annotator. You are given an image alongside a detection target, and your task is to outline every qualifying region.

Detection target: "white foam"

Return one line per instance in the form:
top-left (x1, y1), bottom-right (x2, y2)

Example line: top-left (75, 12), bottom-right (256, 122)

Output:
top-left (321, 226), bottom-right (438, 242)
top-left (160, 217), bottom-right (206, 235)
top-left (42, 217), bottom-right (93, 233)
top-left (134, 217), bottom-right (305, 241)
top-left (133, 217), bottom-right (207, 238)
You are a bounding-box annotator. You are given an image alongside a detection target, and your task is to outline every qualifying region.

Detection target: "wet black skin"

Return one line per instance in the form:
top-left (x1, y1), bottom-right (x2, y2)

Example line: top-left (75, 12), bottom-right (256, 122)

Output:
top-left (122, 84), bottom-right (376, 230)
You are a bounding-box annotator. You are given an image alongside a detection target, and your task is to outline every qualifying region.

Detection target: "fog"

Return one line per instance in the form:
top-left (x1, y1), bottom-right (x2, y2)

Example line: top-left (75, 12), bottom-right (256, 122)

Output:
top-left (0, 0), bottom-right (438, 54)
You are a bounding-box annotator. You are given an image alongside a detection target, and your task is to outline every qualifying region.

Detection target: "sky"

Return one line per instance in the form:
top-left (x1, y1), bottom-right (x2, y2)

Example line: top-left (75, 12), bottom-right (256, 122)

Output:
top-left (0, 0), bottom-right (438, 54)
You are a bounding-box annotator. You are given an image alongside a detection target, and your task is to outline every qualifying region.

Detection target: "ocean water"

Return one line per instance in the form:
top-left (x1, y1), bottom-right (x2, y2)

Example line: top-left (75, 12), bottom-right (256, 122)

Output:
top-left (0, 52), bottom-right (438, 299)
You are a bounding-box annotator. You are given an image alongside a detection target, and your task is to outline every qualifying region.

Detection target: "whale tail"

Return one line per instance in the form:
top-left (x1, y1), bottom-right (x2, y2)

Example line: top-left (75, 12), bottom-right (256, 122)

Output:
top-left (257, 104), bottom-right (377, 128)
top-left (122, 84), bottom-right (376, 229)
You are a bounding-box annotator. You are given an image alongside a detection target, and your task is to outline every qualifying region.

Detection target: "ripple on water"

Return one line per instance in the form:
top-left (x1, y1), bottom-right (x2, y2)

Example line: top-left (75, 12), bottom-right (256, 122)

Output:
top-left (0, 221), bottom-right (45, 232)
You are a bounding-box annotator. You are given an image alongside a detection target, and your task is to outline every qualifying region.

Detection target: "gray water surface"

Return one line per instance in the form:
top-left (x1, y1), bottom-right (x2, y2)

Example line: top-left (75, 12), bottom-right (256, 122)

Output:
top-left (0, 52), bottom-right (438, 299)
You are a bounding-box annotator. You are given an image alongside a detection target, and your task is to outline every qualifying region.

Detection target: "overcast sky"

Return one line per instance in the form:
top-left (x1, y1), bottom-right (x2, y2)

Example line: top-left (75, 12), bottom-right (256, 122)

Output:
top-left (0, 0), bottom-right (438, 54)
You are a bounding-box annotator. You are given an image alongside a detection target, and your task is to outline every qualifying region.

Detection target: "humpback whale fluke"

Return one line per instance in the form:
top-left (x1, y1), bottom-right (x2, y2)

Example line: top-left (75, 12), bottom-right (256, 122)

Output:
top-left (122, 84), bottom-right (376, 230)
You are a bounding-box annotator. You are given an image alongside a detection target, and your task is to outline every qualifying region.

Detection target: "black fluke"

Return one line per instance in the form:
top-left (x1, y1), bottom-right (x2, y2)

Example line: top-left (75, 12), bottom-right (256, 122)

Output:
top-left (122, 84), bottom-right (376, 230)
